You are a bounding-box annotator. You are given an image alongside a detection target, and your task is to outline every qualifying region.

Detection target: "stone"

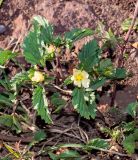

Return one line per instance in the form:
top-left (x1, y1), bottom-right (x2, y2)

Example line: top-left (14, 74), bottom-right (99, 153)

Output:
top-left (0, 25), bottom-right (6, 34)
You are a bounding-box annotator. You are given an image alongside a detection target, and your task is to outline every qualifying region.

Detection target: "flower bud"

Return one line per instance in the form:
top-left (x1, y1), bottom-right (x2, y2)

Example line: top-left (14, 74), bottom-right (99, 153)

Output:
top-left (31, 71), bottom-right (44, 83)
top-left (46, 45), bottom-right (55, 54)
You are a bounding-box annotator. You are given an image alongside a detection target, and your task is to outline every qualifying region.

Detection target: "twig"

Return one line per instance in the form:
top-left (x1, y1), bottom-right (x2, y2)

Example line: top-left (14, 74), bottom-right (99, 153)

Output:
top-left (81, 147), bottom-right (130, 159)
top-left (48, 128), bottom-right (86, 143)
top-left (41, 127), bottom-right (76, 148)
top-left (125, 0), bottom-right (138, 42)
top-left (12, 34), bottom-right (22, 53)
top-left (90, 146), bottom-right (131, 157)
top-left (77, 117), bottom-right (89, 143)
top-left (111, 1), bottom-right (138, 107)
top-left (20, 100), bottom-right (31, 115)
top-left (0, 133), bottom-right (32, 143)
top-left (52, 84), bottom-right (72, 95)
top-left (78, 127), bottom-right (89, 143)
top-left (5, 38), bottom-right (15, 50)
top-left (44, 85), bottom-right (72, 96)
top-left (12, 99), bottom-right (19, 114)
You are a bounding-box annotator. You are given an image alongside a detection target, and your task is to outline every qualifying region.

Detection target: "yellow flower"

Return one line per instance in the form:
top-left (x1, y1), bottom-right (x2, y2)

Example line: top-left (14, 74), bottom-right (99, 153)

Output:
top-left (71, 69), bottom-right (90, 88)
top-left (46, 45), bottom-right (61, 54)
top-left (46, 45), bottom-right (55, 54)
top-left (31, 71), bottom-right (44, 83)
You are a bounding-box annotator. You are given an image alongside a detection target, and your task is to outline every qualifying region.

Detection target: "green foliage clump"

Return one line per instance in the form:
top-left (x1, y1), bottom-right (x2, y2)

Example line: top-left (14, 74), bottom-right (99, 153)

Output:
top-left (0, 15), bottom-right (127, 124)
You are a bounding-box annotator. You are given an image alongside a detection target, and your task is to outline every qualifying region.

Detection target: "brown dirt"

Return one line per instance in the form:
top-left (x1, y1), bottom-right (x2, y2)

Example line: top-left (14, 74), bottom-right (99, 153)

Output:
top-left (0, 0), bottom-right (137, 107)
top-left (0, 0), bottom-right (138, 159)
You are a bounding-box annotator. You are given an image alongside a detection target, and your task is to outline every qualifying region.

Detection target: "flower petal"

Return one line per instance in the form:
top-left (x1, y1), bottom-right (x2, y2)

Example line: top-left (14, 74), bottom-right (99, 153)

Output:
top-left (74, 80), bottom-right (81, 87)
top-left (71, 75), bottom-right (74, 81)
top-left (82, 78), bottom-right (90, 88)
top-left (82, 70), bottom-right (89, 78)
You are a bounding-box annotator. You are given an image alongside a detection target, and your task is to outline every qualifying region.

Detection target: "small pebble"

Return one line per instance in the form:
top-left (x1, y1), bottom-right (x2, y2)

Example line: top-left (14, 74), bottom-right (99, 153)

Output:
top-left (0, 25), bottom-right (6, 34)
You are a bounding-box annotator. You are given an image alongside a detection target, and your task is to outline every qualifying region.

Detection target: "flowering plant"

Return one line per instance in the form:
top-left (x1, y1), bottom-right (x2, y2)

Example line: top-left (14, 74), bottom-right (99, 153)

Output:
top-left (0, 16), bottom-right (127, 124)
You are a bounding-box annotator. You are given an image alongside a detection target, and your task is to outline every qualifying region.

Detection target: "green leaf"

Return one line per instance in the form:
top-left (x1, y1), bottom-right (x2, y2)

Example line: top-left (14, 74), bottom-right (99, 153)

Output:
top-left (10, 72), bottom-right (29, 90)
top-left (79, 40), bottom-right (101, 71)
top-left (90, 78), bottom-right (106, 90)
top-left (100, 127), bottom-right (112, 136)
top-left (126, 101), bottom-right (138, 118)
top-left (23, 24), bottom-right (42, 65)
top-left (4, 143), bottom-right (20, 158)
top-left (0, 79), bottom-right (10, 90)
top-left (72, 88), bottom-right (97, 119)
top-left (114, 68), bottom-right (127, 79)
top-left (105, 28), bottom-right (118, 48)
top-left (85, 138), bottom-right (109, 151)
top-left (96, 23), bottom-right (119, 50)
top-left (48, 145), bottom-right (82, 160)
top-left (12, 116), bottom-right (22, 133)
top-left (63, 76), bottom-right (72, 85)
top-left (33, 130), bottom-right (46, 142)
top-left (0, 0), bottom-right (4, 7)
top-left (123, 129), bottom-right (138, 154)
top-left (96, 22), bottom-right (105, 36)
top-left (28, 130), bottom-right (47, 148)
top-left (123, 135), bottom-right (135, 154)
top-left (48, 152), bottom-right (58, 160)
top-left (121, 18), bottom-right (138, 31)
top-left (133, 129), bottom-right (138, 140)
top-left (98, 59), bottom-right (113, 71)
top-left (51, 93), bottom-right (66, 113)
top-left (58, 150), bottom-right (80, 159)
top-left (23, 16), bottom-right (54, 65)
top-left (65, 28), bottom-right (93, 42)
top-left (97, 59), bottom-right (115, 77)
top-left (33, 15), bottom-right (54, 44)
top-left (0, 114), bottom-right (21, 133)
top-left (0, 50), bottom-right (17, 66)
top-left (49, 150), bottom-right (80, 160)
top-left (32, 85), bottom-right (52, 124)
top-left (0, 94), bottom-right (13, 106)
top-left (53, 36), bottom-right (63, 47)
top-left (123, 121), bottom-right (136, 132)
top-left (1, 157), bottom-right (12, 160)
